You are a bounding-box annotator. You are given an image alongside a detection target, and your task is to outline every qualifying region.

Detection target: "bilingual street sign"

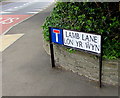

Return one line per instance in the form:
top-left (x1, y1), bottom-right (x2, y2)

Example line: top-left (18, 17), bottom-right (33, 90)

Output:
top-left (49, 27), bottom-right (103, 87)
top-left (63, 29), bottom-right (101, 54)
top-left (50, 27), bottom-right (101, 55)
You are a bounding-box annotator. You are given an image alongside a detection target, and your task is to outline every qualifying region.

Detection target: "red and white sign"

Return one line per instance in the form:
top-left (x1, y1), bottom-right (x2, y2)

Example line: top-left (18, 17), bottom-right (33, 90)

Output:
top-left (53, 29), bottom-right (61, 42)
top-left (0, 15), bottom-right (32, 34)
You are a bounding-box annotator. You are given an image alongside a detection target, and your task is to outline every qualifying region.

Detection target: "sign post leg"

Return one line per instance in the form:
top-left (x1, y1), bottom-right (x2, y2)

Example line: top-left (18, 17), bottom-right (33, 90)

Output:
top-left (99, 55), bottom-right (102, 88)
top-left (99, 35), bottom-right (103, 88)
top-left (49, 27), bottom-right (55, 68)
top-left (50, 43), bottom-right (55, 68)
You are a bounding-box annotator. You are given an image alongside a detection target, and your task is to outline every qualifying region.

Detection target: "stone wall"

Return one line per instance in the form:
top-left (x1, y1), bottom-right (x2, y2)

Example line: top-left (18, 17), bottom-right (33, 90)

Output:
top-left (43, 40), bottom-right (119, 85)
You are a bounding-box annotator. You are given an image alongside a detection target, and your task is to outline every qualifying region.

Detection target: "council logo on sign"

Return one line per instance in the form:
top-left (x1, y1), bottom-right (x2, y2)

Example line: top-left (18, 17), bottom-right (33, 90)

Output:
top-left (51, 28), bottom-right (63, 45)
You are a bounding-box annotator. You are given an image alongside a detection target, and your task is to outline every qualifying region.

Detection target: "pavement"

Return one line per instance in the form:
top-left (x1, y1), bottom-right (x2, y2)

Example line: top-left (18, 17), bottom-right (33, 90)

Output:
top-left (2, 3), bottom-right (119, 96)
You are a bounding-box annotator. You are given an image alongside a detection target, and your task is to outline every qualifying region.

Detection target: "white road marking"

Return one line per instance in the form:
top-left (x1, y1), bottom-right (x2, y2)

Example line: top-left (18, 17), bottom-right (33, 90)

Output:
top-left (0, 17), bottom-right (20, 24)
top-left (1, 15), bottom-right (34, 35)
top-left (14, 7), bottom-right (18, 8)
top-left (26, 3), bottom-right (29, 5)
top-left (23, 3), bottom-right (27, 5)
top-left (0, 11), bottom-right (12, 14)
top-left (35, 9), bottom-right (43, 11)
top-left (27, 12), bottom-right (39, 14)
top-left (19, 6), bottom-right (23, 8)
top-left (5, 9), bottom-right (13, 11)
top-left (3, 2), bottom-right (31, 12)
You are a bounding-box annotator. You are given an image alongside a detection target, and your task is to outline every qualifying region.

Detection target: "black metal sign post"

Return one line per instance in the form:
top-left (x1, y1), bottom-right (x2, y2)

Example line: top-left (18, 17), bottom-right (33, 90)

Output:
top-left (49, 27), bottom-right (55, 68)
top-left (99, 36), bottom-right (103, 88)
top-left (49, 27), bottom-right (103, 87)
top-left (99, 54), bottom-right (102, 88)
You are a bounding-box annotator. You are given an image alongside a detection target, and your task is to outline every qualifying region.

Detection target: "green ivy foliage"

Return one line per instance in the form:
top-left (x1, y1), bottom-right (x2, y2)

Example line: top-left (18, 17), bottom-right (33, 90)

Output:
top-left (42, 2), bottom-right (120, 60)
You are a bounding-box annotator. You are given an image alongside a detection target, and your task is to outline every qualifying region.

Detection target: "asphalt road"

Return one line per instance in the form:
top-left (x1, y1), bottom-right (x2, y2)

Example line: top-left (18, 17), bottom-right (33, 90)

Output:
top-left (0, 1), bottom-right (53, 34)
top-left (1, 1), bottom-right (52, 15)
top-left (2, 3), bottom-right (118, 97)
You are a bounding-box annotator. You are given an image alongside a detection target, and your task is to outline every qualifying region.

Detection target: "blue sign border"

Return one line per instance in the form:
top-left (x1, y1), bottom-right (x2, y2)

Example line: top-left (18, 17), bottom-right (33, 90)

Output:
top-left (50, 28), bottom-right (63, 45)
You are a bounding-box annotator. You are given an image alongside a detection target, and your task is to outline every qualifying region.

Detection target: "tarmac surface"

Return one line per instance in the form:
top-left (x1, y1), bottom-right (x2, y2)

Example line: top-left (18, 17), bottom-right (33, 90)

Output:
top-left (2, 4), bottom-right (118, 96)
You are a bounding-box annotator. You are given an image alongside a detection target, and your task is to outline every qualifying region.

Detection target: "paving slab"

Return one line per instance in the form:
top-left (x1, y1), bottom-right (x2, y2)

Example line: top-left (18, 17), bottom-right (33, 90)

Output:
top-left (0, 34), bottom-right (24, 52)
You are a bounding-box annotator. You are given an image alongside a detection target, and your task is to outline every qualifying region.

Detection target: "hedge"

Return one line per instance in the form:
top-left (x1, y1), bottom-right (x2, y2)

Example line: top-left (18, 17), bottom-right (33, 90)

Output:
top-left (42, 2), bottom-right (120, 60)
